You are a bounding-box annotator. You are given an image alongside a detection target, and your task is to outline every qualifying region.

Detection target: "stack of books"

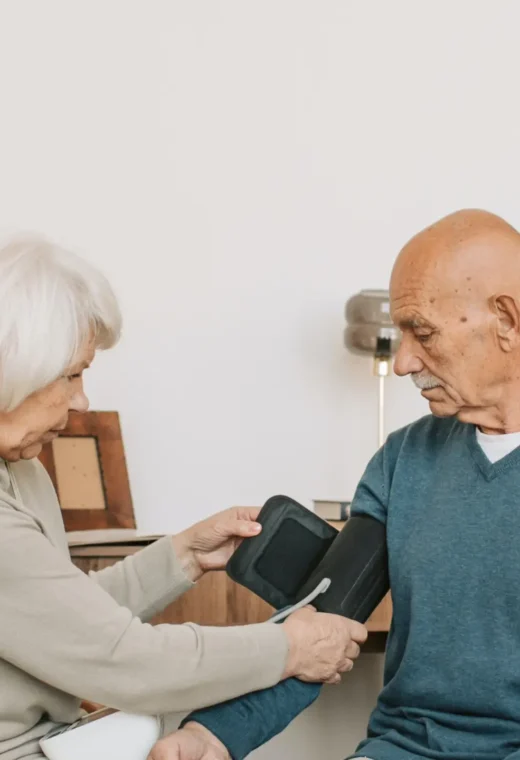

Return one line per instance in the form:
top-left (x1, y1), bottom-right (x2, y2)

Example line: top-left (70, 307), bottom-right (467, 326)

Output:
top-left (312, 500), bottom-right (351, 521)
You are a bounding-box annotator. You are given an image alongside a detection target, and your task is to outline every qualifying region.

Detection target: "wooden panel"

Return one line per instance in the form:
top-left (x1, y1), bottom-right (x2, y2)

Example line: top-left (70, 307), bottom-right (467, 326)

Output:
top-left (71, 549), bottom-right (392, 647)
top-left (226, 573), bottom-right (274, 625)
top-left (366, 592), bottom-right (392, 632)
top-left (154, 572), bottom-right (230, 627)
top-left (70, 513), bottom-right (393, 634)
top-left (155, 573), bottom-right (275, 627)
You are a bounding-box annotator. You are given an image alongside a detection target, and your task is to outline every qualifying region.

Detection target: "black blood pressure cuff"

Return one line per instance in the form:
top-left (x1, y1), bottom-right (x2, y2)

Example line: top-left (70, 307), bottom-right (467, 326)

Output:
top-left (226, 494), bottom-right (388, 622)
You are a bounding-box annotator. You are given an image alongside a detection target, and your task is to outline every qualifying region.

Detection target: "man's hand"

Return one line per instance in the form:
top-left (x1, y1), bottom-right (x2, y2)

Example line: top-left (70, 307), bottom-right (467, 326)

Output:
top-left (282, 606), bottom-right (368, 684)
top-left (172, 507), bottom-right (261, 582)
top-left (147, 722), bottom-right (230, 760)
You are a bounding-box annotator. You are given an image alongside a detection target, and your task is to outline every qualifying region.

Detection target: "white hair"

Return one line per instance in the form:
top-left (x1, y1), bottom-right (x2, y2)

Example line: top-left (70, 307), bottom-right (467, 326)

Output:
top-left (412, 372), bottom-right (442, 390)
top-left (0, 235), bottom-right (122, 411)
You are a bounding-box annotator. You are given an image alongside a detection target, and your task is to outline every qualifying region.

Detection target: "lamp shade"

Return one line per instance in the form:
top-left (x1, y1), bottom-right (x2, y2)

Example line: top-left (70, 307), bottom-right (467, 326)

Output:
top-left (344, 289), bottom-right (401, 357)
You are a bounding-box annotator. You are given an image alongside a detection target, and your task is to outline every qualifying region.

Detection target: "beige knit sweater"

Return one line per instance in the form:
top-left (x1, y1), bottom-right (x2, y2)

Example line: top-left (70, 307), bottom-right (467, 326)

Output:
top-left (0, 458), bottom-right (288, 759)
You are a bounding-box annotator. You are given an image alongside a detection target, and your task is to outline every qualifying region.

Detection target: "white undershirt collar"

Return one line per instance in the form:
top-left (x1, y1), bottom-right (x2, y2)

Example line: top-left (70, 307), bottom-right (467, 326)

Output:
top-left (476, 428), bottom-right (520, 464)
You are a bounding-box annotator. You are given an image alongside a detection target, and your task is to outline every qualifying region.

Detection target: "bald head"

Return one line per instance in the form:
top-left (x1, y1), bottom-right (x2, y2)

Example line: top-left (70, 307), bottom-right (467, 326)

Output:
top-left (390, 209), bottom-right (520, 432)
top-left (402, 208), bottom-right (519, 250)
top-left (392, 209), bottom-right (520, 303)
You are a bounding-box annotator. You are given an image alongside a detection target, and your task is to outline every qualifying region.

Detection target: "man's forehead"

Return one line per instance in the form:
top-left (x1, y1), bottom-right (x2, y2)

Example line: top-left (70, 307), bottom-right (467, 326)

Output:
top-left (390, 222), bottom-right (508, 300)
top-left (390, 280), bottom-right (467, 329)
top-left (390, 300), bottom-right (435, 328)
top-left (390, 252), bottom-right (448, 313)
top-left (390, 280), bottom-right (436, 311)
top-left (388, 209), bottom-right (520, 325)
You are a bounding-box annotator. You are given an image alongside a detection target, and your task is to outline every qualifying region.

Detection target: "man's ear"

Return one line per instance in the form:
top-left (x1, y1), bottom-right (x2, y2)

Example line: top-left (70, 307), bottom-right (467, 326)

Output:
top-left (491, 294), bottom-right (520, 351)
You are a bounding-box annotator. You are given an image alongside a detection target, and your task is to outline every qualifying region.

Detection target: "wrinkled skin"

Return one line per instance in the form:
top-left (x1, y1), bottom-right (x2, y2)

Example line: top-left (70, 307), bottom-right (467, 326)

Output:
top-left (391, 209), bottom-right (520, 433)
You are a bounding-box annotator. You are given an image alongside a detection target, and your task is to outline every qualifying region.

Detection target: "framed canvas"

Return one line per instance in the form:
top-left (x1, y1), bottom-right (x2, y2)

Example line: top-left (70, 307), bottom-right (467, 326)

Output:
top-left (38, 411), bottom-right (136, 532)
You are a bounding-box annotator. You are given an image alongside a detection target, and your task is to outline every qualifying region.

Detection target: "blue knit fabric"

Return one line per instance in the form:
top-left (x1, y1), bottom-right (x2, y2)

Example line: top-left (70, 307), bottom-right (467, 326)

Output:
top-left (185, 416), bottom-right (520, 760)
top-left (183, 678), bottom-right (320, 759)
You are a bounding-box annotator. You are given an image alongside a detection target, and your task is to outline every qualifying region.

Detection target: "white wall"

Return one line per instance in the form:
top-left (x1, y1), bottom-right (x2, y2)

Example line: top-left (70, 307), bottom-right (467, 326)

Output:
top-left (0, 1), bottom-right (518, 757)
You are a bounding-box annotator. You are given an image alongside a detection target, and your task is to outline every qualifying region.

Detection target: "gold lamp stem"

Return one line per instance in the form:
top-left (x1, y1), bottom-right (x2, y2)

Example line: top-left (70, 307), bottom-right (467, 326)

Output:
top-left (373, 357), bottom-right (391, 448)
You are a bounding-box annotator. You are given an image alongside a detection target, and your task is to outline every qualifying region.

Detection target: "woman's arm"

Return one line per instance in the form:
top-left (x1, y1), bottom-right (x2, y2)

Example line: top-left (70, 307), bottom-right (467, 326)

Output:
top-left (90, 507), bottom-right (264, 622)
top-left (0, 502), bottom-right (289, 715)
top-left (90, 537), bottom-right (195, 622)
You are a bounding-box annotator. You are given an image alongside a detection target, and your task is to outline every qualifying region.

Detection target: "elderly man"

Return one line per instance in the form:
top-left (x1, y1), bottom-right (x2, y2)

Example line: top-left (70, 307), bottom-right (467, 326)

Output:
top-left (152, 208), bottom-right (520, 760)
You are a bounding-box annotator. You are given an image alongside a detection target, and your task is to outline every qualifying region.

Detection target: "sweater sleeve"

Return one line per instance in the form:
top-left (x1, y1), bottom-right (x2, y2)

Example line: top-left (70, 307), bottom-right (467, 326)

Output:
top-left (0, 502), bottom-right (288, 715)
top-left (90, 537), bottom-right (194, 622)
top-left (178, 678), bottom-right (321, 759)
top-left (349, 426), bottom-right (405, 523)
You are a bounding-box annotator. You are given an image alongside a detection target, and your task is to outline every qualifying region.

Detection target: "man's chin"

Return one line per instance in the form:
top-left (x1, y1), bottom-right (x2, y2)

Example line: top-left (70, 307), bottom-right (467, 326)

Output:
top-left (420, 388), bottom-right (459, 418)
top-left (427, 402), bottom-right (458, 418)
top-left (426, 398), bottom-right (460, 418)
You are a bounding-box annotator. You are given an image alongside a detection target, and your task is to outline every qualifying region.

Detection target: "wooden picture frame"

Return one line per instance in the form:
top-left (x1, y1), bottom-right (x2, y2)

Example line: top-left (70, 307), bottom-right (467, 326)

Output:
top-left (38, 411), bottom-right (136, 532)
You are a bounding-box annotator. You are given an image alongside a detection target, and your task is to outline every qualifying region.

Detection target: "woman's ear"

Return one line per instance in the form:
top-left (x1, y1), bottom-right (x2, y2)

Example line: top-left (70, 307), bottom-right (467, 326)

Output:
top-left (491, 294), bottom-right (520, 351)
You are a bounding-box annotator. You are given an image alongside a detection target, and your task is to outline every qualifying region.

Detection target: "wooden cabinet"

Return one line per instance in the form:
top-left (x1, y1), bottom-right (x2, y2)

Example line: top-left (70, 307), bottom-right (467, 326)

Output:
top-left (71, 541), bottom-right (392, 652)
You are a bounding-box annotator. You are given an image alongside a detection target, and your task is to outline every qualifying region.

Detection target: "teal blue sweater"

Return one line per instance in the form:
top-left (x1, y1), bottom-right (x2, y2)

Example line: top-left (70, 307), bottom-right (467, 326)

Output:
top-left (187, 416), bottom-right (520, 760)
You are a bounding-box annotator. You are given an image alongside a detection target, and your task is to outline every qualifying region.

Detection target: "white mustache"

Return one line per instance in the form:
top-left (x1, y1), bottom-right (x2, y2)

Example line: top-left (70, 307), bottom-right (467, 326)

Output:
top-left (411, 373), bottom-right (442, 390)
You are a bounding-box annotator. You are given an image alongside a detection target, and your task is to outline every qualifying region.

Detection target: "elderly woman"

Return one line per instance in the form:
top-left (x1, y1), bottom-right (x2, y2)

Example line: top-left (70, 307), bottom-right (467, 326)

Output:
top-left (0, 236), bottom-right (364, 760)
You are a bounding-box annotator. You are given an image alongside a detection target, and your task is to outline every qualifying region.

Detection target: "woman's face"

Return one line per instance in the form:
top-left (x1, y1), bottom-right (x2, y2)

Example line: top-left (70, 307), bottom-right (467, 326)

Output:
top-left (0, 340), bottom-right (95, 462)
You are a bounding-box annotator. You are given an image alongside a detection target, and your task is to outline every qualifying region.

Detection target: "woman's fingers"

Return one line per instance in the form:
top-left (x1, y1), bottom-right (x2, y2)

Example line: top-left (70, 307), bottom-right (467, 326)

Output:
top-left (346, 640), bottom-right (361, 660)
top-left (338, 658), bottom-right (354, 673)
top-left (325, 673), bottom-right (342, 685)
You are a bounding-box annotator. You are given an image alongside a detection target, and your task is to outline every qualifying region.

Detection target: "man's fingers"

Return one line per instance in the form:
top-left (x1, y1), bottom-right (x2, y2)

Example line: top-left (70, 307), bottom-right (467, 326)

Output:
top-left (147, 739), bottom-right (180, 759)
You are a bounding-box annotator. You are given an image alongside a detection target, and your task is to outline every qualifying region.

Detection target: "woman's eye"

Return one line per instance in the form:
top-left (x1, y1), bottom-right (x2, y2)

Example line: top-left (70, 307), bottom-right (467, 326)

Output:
top-left (67, 373), bottom-right (82, 380)
top-left (416, 334), bottom-right (433, 344)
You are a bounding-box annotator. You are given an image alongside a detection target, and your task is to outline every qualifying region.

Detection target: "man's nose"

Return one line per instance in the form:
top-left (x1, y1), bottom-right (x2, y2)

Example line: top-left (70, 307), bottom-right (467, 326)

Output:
top-left (393, 337), bottom-right (424, 376)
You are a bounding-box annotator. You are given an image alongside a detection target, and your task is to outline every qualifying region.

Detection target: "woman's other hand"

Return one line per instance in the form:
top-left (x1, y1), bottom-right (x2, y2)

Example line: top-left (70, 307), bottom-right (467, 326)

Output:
top-left (172, 507), bottom-right (261, 581)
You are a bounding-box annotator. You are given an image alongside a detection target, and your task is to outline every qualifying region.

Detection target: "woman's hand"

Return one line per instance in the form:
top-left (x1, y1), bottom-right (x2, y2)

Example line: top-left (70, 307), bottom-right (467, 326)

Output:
top-left (172, 507), bottom-right (262, 582)
top-left (282, 606), bottom-right (367, 683)
top-left (148, 722), bottom-right (230, 760)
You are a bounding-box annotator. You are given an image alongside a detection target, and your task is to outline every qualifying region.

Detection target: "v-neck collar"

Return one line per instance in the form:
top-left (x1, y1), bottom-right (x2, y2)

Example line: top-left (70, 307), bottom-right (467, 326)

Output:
top-left (465, 423), bottom-right (520, 481)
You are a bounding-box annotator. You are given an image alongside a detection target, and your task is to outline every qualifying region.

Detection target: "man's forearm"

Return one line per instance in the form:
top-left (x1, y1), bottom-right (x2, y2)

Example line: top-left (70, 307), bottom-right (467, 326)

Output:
top-left (181, 678), bottom-right (321, 760)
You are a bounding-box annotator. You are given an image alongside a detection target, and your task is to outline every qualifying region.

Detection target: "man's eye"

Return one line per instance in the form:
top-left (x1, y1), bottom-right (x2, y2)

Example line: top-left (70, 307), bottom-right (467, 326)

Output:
top-left (67, 373), bottom-right (82, 380)
top-left (416, 333), bottom-right (433, 344)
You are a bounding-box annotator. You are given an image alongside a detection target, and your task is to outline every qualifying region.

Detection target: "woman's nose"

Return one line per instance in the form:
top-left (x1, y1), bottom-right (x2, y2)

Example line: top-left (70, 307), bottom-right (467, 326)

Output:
top-left (69, 388), bottom-right (90, 413)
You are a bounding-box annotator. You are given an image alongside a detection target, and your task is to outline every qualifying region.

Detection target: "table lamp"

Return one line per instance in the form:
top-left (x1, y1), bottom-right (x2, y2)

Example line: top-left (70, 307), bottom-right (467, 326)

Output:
top-left (344, 289), bottom-right (401, 447)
